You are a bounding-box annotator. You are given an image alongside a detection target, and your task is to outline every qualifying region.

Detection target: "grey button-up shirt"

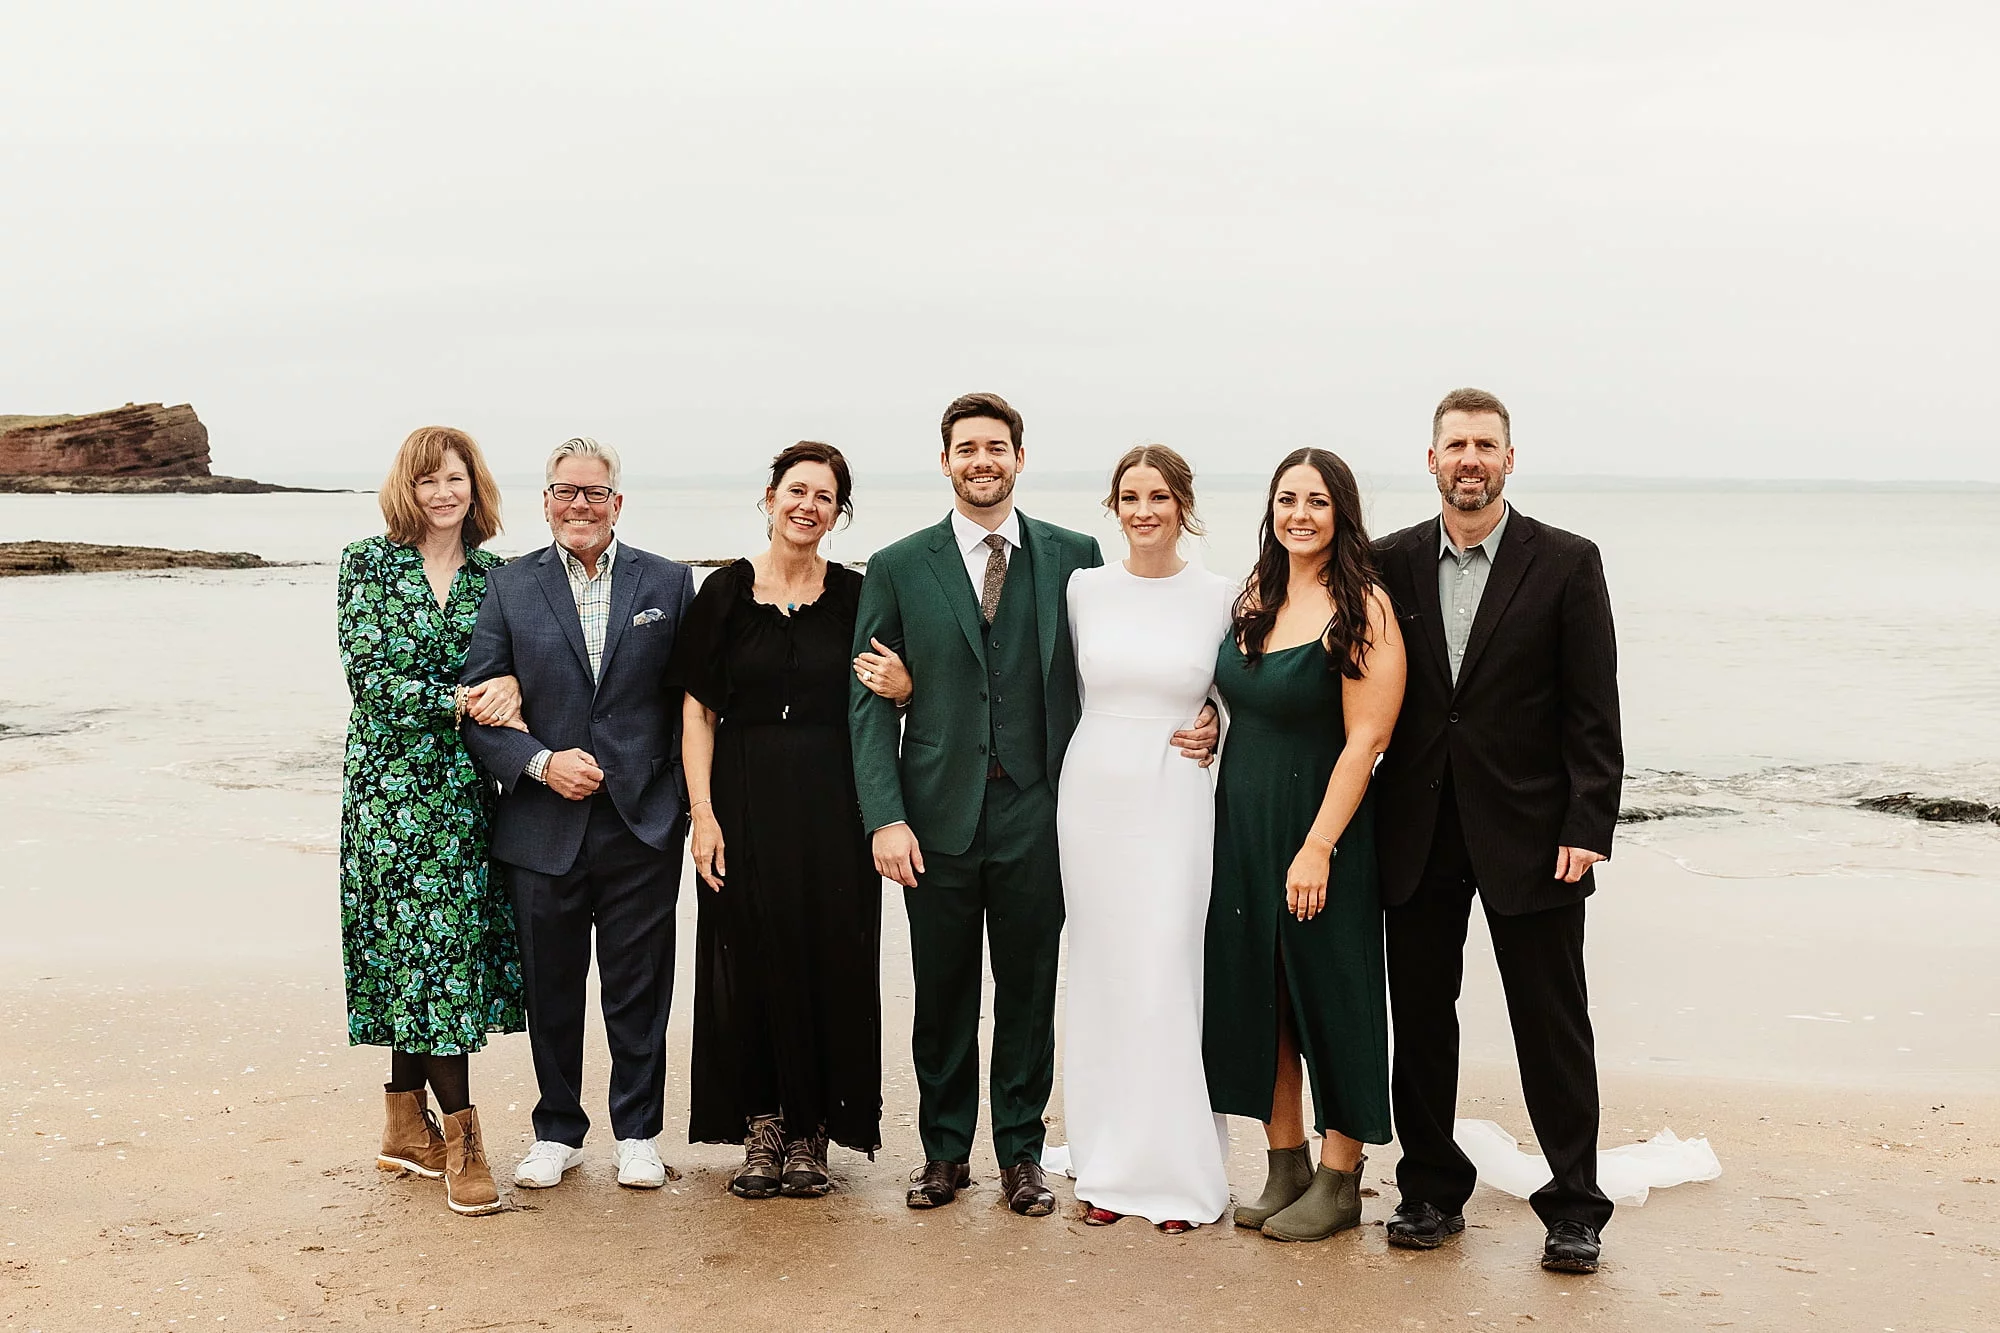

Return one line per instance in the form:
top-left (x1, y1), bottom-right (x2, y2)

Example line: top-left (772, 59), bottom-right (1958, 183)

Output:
top-left (1438, 504), bottom-right (1510, 685)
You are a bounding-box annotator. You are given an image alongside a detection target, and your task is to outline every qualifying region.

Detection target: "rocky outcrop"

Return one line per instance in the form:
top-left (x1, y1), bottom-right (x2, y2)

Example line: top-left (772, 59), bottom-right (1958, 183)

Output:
top-left (0, 541), bottom-right (269, 577)
top-left (0, 474), bottom-right (328, 494)
top-left (0, 403), bottom-right (211, 478)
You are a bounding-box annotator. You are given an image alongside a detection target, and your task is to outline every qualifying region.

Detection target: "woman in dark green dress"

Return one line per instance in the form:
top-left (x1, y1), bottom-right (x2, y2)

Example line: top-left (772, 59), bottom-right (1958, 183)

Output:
top-left (336, 426), bottom-right (527, 1216)
top-left (1204, 447), bottom-right (1406, 1242)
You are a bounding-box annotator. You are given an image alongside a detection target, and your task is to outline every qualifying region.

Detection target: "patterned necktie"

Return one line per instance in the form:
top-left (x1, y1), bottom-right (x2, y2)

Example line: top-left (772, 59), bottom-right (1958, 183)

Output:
top-left (979, 533), bottom-right (1008, 623)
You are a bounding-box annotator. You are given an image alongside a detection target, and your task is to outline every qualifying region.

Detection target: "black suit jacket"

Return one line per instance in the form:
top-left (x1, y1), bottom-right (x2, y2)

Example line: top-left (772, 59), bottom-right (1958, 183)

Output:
top-left (459, 541), bottom-right (694, 877)
top-left (1373, 508), bottom-right (1622, 915)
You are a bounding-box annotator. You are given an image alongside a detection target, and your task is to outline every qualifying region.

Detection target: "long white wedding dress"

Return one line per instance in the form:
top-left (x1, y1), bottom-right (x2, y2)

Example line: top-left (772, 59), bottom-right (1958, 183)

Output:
top-left (1053, 559), bottom-right (1237, 1224)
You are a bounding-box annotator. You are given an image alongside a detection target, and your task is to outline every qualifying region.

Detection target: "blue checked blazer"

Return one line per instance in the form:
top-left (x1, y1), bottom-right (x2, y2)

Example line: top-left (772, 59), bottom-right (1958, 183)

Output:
top-left (460, 540), bottom-right (694, 877)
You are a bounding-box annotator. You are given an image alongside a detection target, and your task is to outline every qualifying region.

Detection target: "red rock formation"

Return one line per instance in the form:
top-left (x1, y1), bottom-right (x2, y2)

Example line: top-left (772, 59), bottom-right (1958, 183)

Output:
top-left (0, 403), bottom-right (211, 478)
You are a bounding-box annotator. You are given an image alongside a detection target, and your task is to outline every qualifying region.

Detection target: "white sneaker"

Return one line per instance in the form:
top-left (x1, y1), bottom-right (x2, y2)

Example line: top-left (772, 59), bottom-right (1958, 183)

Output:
top-left (513, 1140), bottom-right (584, 1189)
top-left (615, 1137), bottom-right (667, 1189)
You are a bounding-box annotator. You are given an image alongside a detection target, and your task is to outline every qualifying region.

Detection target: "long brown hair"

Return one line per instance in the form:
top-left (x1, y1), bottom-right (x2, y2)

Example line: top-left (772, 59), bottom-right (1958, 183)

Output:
top-left (1232, 447), bottom-right (1377, 679)
top-left (379, 426), bottom-right (502, 547)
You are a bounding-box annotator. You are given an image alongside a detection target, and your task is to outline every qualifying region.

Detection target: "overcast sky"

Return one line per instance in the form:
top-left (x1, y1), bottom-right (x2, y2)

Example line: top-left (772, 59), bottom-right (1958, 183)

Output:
top-left (3, 1), bottom-right (1993, 484)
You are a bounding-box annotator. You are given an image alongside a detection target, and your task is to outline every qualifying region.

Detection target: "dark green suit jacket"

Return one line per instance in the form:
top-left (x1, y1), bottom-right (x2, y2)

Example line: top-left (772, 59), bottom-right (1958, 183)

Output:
top-left (850, 512), bottom-right (1103, 857)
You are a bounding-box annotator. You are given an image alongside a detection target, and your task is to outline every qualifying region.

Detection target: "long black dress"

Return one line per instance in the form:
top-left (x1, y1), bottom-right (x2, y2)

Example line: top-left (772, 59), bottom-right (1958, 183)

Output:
top-left (672, 559), bottom-right (883, 1154)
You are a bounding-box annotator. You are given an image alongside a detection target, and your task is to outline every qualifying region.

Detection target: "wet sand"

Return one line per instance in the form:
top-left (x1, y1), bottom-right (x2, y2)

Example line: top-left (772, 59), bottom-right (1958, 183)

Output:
top-left (2, 567), bottom-right (1997, 1330)
top-left (6, 845), bottom-right (1998, 1331)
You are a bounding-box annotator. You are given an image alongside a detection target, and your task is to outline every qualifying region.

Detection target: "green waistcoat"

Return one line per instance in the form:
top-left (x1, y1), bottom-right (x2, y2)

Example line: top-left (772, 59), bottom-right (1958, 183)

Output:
top-left (849, 512), bottom-right (1104, 858)
top-left (985, 537), bottom-right (1047, 788)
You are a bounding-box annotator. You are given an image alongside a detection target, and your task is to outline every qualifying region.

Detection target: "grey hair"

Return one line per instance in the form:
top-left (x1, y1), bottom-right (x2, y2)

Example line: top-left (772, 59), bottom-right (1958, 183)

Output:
top-left (545, 436), bottom-right (623, 492)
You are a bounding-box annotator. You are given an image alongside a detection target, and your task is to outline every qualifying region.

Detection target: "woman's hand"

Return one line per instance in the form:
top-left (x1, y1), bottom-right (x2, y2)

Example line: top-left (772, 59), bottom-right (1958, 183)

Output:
top-left (691, 806), bottom-right (726, 891)
top-left (465, 675), bottom-right (526, 730)
top-left (853, 638), bottom-right (913, 705)
top-left (1285, 843), bottom-right (1331, 922)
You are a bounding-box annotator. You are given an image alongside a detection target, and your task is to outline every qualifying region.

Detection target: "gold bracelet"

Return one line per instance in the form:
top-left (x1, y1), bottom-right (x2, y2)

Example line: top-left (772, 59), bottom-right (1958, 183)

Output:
top-left (690, 798), bottom-right (713, 810)
top-left (1308, 829), bottom-right (1337, 852)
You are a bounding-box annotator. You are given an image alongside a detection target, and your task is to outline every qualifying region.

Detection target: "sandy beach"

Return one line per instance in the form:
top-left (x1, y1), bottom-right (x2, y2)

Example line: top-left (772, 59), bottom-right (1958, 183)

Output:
top-left (3, 562), bottom-right (1997, 1332)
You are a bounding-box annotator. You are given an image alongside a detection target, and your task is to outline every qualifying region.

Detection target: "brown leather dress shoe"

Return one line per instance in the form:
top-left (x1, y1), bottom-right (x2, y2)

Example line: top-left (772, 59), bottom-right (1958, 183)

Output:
top-left (1000, 1161), bottom-right (1056, 1217)
top-left (906, 1159), bottom-right (973, 1209)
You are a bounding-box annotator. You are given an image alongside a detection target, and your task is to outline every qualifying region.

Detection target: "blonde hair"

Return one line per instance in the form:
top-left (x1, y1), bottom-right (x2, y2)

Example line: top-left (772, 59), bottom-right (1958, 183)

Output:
top-left (1103, 444), bottom-right (1204, 537)
top-left (379, 426), bottom-right (503, 547)
top-left (545, 436), bottom-right (623, 492)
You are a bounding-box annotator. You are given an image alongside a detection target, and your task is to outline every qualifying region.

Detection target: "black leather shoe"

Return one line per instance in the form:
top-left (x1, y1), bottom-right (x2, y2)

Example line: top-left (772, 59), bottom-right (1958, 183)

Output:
top-left (1385, 1201), bottom-right (1466, 1249)
top-left (1000, 1160), bottom-right (1056, 1216)
top-left (906, 1160), bottom-right (972, 1209)
top-left (1541, 1219), bottom-right (1601, 1273)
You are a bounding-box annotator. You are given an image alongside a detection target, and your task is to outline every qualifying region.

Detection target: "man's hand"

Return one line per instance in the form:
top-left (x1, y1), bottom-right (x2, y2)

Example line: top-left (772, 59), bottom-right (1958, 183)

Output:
top-left (464, 675), bottom-right (524, 728)
top-left (872, 823), bottom-right (925, 888)
top-left (1171, 702), bottom-right (1221, 768)
top-left (1554, 846), bottom-right (1606, 883)
top-left (853, 638), bottom-right (914, 706)
top-left (545, 749), bottom-right (604, 801)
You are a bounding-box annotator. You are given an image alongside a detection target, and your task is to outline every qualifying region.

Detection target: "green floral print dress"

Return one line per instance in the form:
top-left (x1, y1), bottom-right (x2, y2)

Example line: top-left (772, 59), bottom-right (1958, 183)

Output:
top-left (337, 536), bottom-right (525, 1055)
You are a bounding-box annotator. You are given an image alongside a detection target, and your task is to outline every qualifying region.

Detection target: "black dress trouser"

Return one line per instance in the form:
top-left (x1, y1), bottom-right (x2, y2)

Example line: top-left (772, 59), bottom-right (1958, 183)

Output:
top-left (1385, 773), bottom-right (1614, 1232)
top-left (508, 795), bottom-right (684, 1148)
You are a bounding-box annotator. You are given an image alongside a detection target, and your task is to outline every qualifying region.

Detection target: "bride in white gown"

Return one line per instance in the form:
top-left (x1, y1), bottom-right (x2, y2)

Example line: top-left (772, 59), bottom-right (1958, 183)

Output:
top-left (1055, 446), bottom-right (1237, 1230)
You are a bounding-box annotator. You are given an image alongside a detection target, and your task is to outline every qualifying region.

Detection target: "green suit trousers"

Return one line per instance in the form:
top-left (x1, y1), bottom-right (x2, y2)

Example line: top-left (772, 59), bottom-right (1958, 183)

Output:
top-left (903, 775), bottom-right (1063, 1167)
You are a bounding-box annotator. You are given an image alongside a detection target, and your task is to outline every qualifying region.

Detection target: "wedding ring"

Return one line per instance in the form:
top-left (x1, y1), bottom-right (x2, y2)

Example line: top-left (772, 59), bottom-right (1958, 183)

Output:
top-left (862, 670), bottom-right (874, 682)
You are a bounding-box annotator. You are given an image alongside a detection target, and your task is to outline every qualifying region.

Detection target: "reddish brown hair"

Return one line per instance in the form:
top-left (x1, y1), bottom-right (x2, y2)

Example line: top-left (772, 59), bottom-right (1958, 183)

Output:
top-left (378, 426), bottom-right (502, 547)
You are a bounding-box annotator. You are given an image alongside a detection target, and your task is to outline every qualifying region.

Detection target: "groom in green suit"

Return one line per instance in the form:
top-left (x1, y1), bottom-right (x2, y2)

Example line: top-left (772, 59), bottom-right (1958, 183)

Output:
top-left (850, 393), bottom-right (1127, 1217)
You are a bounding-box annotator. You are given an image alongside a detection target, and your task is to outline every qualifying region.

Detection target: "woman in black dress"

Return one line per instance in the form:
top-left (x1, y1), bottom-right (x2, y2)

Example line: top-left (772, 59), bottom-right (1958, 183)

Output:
top-left (675, 441), bottom-right (882, 1199)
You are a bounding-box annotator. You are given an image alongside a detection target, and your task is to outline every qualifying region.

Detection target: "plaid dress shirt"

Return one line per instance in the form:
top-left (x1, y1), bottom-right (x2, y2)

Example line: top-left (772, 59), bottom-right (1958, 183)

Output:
top-left (524, 537), bottom-right (618, 783)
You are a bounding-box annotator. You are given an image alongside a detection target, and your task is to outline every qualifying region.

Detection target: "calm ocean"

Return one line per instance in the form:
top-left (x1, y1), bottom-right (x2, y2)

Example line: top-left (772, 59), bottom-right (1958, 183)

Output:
top-left (2, 478), bottom-right (1995, 883)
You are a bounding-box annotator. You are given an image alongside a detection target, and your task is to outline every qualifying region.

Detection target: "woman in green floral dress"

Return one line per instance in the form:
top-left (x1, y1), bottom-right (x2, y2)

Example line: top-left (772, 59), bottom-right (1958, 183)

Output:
top-left (336, 425), bottom-right (526, 1216)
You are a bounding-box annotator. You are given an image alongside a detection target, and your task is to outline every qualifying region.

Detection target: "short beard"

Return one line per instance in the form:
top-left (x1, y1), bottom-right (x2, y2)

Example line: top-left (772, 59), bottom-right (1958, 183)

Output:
top-left (1439, 471), bottom-right (1503, 512)
top-left (953, 472), bottom-right (1016, 509)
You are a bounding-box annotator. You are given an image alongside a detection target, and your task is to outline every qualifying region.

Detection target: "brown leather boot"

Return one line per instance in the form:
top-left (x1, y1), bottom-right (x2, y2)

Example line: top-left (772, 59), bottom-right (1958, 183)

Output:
top-left (377, 1086), bottom-right (446, 1179)
top-left (440, 1106), bottom-right (503, 1216)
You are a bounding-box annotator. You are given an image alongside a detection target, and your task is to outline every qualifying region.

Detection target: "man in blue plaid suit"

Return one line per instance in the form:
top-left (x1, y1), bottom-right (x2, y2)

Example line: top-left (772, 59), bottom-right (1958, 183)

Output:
top-left (461, 436), bottom-right (694, 1193)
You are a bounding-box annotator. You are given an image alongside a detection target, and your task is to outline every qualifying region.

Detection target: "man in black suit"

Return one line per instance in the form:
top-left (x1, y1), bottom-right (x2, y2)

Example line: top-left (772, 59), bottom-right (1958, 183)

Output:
top-left (1373, 388), bottom-right (1622, 1274)
top-left (461, 437), bottom-right (695, 1195)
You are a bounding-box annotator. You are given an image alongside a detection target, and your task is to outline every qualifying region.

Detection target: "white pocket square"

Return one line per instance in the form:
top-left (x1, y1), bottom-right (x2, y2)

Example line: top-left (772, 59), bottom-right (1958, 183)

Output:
top-left (632, 607), bottom-right (666, 626)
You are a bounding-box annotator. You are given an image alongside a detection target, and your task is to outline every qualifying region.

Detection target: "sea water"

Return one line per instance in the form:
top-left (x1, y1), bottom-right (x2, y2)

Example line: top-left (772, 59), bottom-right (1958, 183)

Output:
top-left (1, 478), bottom-right (1996, 882)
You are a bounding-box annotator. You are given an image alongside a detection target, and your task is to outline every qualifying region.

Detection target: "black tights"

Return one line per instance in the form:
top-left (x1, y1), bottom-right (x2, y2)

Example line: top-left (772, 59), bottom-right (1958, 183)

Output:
top-left (388, 1050), bottom-right (471, 1115)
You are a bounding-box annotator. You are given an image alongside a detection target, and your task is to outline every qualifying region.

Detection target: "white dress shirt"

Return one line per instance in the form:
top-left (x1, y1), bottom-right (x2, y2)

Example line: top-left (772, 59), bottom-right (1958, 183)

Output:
top-left (951, 506), bottom-right (1021, 603)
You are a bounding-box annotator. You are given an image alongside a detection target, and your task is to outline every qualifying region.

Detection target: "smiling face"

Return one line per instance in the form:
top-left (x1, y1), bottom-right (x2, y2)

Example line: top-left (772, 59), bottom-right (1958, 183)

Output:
top-left (1430, 408), bottom-right (1513, 512)
top-left (413, 448), bottom-right (474, 537)
top-left (1272, 463), bottom-right (1336, 559)
top-left (1115, 463), bottom-right (1182, 555)
top-left (543, 454), bottom-right (621, 560)
top-left (941, 416), bottom-right (1022, 512)
top-left (767, 459), bottom-right (840, 552)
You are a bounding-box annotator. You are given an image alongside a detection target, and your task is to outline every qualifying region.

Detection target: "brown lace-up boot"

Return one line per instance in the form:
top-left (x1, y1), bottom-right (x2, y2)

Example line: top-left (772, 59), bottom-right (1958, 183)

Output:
top-left (377, 1086), bottom-right (446, 1178)
top-left (732, 1115), bottom-right (784, 1199)
top-left (780, 1126), bottom-right (832, 1197)
top-left (440, 1106), bottom-right (503, 1215)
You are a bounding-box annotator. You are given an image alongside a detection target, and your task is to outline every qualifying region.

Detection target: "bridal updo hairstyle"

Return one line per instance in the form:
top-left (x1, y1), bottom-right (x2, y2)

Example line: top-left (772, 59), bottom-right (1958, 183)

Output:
top-left (1232, 446), bottom-right (1378, 679)
top-left (379, 425), bottom-right (503, 547)
top-left (765, 439), bottom-right (854, 525)
top-left (1103, 444), bottom-right (1204, 538)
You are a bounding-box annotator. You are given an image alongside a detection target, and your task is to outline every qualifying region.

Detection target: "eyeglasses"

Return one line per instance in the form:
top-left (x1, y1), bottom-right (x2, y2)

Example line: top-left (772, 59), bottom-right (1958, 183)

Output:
top-left (546, 483), bottom-right (615, 505)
